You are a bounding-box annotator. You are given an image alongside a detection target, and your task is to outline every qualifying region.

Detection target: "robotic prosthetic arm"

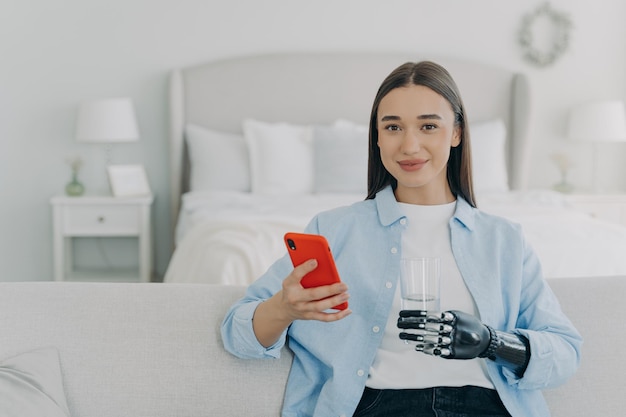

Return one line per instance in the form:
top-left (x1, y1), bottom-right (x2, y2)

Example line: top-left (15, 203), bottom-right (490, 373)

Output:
top-left (398, 310), bottom-right (531, 378)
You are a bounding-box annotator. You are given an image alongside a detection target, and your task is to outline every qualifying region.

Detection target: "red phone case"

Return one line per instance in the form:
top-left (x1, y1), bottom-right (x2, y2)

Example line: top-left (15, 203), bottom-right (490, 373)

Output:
top-left (284, 232), bottom-right (348, 310)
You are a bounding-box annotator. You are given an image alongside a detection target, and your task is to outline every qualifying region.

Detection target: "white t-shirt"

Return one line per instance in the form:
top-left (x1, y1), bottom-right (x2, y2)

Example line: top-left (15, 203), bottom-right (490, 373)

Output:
top-left (366, 200), bottom-right (495, 389)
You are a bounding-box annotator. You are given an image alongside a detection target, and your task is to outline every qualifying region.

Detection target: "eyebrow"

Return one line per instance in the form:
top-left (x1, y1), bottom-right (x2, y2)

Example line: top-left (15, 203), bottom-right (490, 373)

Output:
top-left (380, 114), bottom-right (443, 121)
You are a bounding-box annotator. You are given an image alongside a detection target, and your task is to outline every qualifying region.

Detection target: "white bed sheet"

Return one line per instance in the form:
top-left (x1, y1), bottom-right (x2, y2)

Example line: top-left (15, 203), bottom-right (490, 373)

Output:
top-left (164, 190), bottom-right (626, 284)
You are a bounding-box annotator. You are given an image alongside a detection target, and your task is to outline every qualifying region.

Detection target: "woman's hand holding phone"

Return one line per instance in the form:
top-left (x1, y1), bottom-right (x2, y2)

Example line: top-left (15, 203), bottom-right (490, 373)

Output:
top-left (279, 258), bottom-right (351, 322)
top-left (252, 233), bottom-right (351, 348)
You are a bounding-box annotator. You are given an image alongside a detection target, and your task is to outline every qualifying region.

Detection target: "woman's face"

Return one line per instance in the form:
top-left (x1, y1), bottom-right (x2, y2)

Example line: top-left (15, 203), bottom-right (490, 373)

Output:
top-left (377, 84), bottom-right (461, 204)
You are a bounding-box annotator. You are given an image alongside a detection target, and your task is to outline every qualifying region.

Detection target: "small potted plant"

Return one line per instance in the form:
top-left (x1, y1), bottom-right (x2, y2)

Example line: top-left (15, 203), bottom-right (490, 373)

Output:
top-left (65, 156), bottom-right (85, 196)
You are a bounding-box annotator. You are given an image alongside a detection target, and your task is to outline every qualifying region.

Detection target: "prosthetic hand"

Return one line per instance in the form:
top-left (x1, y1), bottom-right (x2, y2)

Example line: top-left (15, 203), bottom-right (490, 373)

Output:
top-left (398, 310), bottom-right (530, 377)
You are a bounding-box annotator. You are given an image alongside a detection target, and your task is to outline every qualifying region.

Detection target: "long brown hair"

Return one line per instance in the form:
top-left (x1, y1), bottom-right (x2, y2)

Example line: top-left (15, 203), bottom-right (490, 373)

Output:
top-left (366, 61), bottom-right (476, 207)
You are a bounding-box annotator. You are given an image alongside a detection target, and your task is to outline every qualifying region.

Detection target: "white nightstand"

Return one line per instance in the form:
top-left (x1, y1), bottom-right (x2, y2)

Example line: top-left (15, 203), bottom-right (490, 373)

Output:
top-left (564, 194), bottom-right (626, 227)
top-left (51, 195), bottom-right (154, 282)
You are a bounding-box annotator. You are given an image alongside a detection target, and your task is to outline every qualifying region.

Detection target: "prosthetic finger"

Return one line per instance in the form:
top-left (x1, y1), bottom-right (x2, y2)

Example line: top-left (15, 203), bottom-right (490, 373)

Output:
top-left (399, 332), bottom-right (451, 345)
top-left (397, 319), bottom-right (453, 334)
top-left (414, 344), bottom-right (451, 357)
top-left (399, 310), bottom-right (456, 324)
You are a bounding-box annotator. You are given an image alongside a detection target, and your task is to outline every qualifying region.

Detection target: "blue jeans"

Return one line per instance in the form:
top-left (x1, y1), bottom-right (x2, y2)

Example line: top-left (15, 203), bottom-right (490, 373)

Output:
top-left (353, 386), bottom-right (512, 417)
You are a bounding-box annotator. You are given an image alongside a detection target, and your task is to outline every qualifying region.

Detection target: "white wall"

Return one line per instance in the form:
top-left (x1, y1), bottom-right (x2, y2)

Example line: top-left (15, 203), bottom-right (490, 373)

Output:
top-left (1, 0), bottom-right (625, 281)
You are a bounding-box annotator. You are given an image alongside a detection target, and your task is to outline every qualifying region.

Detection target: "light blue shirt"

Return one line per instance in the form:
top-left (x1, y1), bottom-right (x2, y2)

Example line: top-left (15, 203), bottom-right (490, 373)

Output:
top-left (221, 186), bottom-right (582, 417)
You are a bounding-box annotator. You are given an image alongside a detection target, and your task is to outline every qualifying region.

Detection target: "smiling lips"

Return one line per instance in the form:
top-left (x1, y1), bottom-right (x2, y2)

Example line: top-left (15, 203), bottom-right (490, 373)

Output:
top-left (398, 159), bottom-right (428, 171)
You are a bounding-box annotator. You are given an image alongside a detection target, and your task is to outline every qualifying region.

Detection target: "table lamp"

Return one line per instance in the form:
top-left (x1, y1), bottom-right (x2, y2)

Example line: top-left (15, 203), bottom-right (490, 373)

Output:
top-left (75, 97), bottom-right (140, 165)
top-left (567, 100), bottom-right (626, 192)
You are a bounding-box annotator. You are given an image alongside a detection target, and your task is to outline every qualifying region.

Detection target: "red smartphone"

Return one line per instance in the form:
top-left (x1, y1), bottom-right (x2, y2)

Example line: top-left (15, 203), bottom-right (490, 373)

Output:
top-left (284, 232), bottom-right (348, 310)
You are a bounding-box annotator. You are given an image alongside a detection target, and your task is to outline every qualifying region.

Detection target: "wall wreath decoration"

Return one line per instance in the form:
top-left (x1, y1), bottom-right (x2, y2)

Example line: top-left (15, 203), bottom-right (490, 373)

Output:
top-left (518, 3), bottom-right (572, 67)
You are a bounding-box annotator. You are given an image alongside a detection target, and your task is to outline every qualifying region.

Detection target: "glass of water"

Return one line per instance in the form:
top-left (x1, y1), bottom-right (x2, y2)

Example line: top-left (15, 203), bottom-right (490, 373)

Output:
top-left (399, 257), bottom-right (440, 312)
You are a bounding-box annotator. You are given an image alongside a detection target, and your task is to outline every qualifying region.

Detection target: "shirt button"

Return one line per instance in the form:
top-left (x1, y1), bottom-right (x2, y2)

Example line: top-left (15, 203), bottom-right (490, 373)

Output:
top-left (372, 326), bottom-right (380, 333)
top-left (357, 369), bottom-right (365, 377)
top-left (390, 247), bottom-right (398, 254)
top-left (400, 218), bottom-right (407, 225)
top-left (385, 281), bottom-right (393, 289)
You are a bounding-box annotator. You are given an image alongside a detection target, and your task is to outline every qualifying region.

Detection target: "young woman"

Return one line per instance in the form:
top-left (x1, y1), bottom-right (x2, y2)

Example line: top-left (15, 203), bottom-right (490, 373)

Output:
top-left (221, 61), bottom-right (581, 417)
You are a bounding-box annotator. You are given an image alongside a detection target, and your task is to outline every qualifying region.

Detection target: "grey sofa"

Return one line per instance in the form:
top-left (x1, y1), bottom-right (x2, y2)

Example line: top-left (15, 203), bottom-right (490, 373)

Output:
top-left (0, 277), bottom-right (623, 416)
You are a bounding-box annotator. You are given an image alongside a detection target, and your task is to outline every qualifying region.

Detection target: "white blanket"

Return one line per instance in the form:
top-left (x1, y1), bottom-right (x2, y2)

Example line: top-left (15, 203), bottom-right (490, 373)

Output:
top-left (164, 190), bottom-right (626, 283)
top-left (166, 220), bottom-right (299, 285)
top-left (166, 191), bottom-right (361, 284)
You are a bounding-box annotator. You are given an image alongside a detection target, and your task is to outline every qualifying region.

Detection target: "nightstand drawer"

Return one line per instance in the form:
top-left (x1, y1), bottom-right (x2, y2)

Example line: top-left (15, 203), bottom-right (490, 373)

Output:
top-left (63, 205), bottom-right (139, 235)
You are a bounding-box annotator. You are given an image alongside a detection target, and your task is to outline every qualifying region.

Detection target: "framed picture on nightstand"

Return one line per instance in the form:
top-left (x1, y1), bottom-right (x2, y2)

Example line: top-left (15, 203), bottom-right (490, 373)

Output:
top-left (107, 164), bottom-right (151, 197)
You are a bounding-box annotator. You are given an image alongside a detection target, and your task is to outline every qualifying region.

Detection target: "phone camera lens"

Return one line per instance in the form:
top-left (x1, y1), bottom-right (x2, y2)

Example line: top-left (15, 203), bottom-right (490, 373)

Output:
top-left (287, 239), bottom-right (296, 250)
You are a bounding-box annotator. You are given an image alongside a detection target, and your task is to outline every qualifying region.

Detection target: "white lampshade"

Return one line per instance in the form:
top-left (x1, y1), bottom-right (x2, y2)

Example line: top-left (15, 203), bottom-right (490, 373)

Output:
top-left (75, 98), bottom-right (140, 142)
top-left (567, 100), bottom-right (626, 143)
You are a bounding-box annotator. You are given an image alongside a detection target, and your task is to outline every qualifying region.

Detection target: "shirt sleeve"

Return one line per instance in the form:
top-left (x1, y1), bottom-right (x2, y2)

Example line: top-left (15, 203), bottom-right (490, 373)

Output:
top-left (220, 254), bottom-right (294, 359)
top-left (221, 297), bottom-right (287, 359)
top-left (506, 236), bottom-right (583, 389)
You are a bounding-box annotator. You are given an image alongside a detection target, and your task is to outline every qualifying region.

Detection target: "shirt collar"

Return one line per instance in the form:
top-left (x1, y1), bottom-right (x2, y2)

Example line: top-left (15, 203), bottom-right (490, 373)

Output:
top-left (452, 196), bottom-right (476, 231)
top-left (375, 185), bottom-right (476, 231)
top-left (375, 186), bottom-right (404, 226)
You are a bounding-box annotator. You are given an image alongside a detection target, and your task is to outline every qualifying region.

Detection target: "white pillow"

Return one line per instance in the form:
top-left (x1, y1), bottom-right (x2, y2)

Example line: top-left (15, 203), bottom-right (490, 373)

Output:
top-left (469, 119), bottom-right (509, 193)
top-left (243, 119), bottom-right (314, 195)
top-left (185, 124), bottom-right (250, 192)
top-left (313, 121), bottom-right (368, 194)
top-left (0, 348), bottom-right (70, 417)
